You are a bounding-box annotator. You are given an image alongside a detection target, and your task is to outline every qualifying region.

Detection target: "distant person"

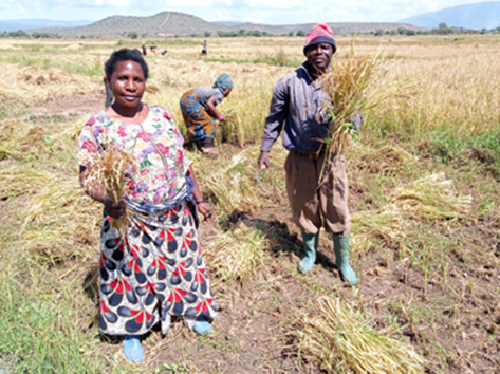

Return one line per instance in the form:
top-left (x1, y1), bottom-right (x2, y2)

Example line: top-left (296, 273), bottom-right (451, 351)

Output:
top-left (201, 40), bottom-right (207, 56)
top-left (104, 73), bottom-right (113, 109)
top-left (257, 23), bottom-right (362, 284)
top-left (180, 73), bottom-right (233, 155)
top-left (150, 41), bottom-right (156, 54)
top-left (161, 49), bottom-right (168, 56)
top-left (142, 42), bottom-right (147, 56)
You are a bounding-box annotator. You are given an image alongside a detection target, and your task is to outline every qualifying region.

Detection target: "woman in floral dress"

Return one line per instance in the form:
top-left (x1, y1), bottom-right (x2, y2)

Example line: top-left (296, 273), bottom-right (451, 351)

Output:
top-left (78, 49), bottom-right (216, 364)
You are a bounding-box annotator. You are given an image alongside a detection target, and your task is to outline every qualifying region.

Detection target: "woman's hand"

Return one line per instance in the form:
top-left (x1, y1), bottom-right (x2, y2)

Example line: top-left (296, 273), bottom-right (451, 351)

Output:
top-left (197, 202), bottom-right (213, 222)
top-left (217, 114), bottom-right (226, 122)
top-left (105, 197), bottom-right (127, 219)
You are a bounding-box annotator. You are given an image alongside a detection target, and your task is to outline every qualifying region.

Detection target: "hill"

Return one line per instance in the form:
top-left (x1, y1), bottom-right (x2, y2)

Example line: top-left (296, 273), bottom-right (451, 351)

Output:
top-left (401, 1), bottom-right (500, 30)
top-left (33, 11), bottom-right (422, 38)
top-left (0, 19), bottom-right (92, 33)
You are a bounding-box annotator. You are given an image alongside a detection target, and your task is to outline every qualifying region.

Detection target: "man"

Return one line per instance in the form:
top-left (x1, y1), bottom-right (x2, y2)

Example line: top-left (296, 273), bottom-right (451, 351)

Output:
top-left (257, 23), bottom-right (358, 284)
top-left (201, 40), bottom-right (207, 56)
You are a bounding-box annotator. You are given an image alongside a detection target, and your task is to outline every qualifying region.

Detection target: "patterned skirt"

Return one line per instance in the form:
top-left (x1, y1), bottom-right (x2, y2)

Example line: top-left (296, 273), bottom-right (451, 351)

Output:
top-left (98, 199), bottom-right (217, 336)
top-left (180, 90), bottom-right (216, 142)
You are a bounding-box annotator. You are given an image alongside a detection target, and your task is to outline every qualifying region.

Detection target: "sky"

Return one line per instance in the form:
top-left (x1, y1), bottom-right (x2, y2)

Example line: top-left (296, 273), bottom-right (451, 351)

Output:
top-left (0, 0), bottom-right (491, 23)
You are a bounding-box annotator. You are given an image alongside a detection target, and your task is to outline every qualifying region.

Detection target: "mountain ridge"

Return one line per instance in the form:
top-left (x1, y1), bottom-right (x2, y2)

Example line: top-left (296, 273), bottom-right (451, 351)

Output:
top-left (31, 11), bottom-right (422, 38)
top-left (401, 1), bottom-right (500, 30)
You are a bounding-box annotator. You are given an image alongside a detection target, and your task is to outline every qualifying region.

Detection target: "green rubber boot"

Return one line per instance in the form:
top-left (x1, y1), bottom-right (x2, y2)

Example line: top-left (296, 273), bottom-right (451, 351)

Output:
top-left (298, 232), bottom-right (319, 274)
top-left (333, 234), bottom-right (358, 285)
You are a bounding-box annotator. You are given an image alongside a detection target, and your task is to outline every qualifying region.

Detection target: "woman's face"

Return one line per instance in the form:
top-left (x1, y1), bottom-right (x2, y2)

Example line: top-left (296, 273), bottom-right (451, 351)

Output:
top-left (109, 60), bottom-right (146, 110)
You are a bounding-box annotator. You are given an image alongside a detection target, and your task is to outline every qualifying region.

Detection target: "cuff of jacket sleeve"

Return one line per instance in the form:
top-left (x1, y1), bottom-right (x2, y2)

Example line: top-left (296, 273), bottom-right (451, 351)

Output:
top-left (260, 138), bottom-right (275, 152)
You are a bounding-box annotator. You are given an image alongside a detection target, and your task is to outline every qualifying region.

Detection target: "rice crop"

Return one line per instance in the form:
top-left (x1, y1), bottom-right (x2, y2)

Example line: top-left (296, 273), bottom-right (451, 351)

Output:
top-left (297, 296), bottom-right (425, 374)
top-left (203, 222), bottom-right (271, 280)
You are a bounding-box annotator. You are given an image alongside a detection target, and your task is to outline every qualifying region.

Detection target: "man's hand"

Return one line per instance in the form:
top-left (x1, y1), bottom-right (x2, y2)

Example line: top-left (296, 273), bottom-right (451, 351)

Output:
top-left (258, 151), bottom-right (271, 170)
top-left (105, 197), bottom-right (127, 219)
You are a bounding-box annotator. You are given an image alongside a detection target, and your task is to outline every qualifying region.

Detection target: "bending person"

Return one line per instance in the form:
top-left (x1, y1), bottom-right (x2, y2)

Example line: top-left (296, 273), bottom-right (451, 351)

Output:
top-left (78, 49), bottom-right (217, 364)
top-left (257, 24), bottom-right (361, 285)
top-left (180, 74), bottom-right (233, 154)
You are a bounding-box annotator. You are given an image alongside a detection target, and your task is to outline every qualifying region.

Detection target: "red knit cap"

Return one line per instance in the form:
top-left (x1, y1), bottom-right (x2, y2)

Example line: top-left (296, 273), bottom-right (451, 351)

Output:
top-left (303, 23), bottom-right (336, 56)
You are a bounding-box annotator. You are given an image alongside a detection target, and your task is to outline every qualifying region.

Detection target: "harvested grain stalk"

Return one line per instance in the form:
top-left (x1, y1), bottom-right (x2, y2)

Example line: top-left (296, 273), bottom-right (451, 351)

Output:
top-left (203, 222), bottom-right (271, 280)
top-left (297, 296), bottom-right (425, 374)
top-left (199, 145), bottom-right (286, 215)
top-left (84, 143), bottom-right (137, 235)
top-left (319, 47), bottom-right (415, 180)
top-left (390, 172), bottom-right (472, 220)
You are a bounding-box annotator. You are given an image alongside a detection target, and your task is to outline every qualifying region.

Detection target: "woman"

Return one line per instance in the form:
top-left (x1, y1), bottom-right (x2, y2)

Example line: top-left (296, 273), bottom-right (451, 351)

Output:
top-left (78, 49), bottom-right (217, 365)
top-left (180, 74), bottom-right (233, 155)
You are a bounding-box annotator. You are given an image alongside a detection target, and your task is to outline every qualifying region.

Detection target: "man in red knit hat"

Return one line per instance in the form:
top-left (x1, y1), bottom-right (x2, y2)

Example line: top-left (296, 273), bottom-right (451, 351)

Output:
top-left (257, 23), bottom-right (360, 284)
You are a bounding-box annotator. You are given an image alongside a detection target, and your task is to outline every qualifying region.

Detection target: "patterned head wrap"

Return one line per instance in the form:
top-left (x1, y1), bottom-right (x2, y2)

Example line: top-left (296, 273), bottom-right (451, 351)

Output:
top-left (213, 73), bottom-right (233, 94)
top-left (303, 23), bottom-right (336, 56)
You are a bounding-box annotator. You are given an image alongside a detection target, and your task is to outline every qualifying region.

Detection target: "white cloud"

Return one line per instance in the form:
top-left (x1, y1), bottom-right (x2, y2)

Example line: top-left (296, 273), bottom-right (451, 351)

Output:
top-left (243, 0), bottom-right (301, 8)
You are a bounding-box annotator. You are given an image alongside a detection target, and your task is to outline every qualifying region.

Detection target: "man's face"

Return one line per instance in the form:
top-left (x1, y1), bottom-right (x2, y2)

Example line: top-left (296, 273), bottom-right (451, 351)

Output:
top-left (306, 43), bottom-right (334, 73)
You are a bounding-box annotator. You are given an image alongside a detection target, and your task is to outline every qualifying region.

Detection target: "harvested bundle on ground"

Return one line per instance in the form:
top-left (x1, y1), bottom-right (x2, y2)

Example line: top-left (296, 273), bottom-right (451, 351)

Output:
top-left (391, 172), bottom-right (472, 220)
top-left (351, 209), bottom-right (407, 254)
top-left (0, 168), bottom-right (56, 200)
top-left (22, 178), bottom-right (101, 259)
top-left (0, 121), bottom-right (48, 161)
top-left (203, 222), bottom-right (271, 280)
top-left (200, 145), bottom-right (287, 215)
top-left (356, 145), bottom-right (418, 175)
top-left (84, 143), bottom-right (137, 234)
top-left (297, 296), bottom-right (425, 374)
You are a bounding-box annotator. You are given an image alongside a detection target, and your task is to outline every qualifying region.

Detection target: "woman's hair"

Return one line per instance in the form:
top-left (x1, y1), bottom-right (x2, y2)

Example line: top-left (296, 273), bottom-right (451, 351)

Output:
top-left (105, 48), bottom-right (149, 80)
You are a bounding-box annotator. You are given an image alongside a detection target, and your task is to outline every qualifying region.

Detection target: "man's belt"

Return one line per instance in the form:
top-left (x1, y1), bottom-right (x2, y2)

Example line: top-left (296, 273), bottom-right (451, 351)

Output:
top-left (291, 150), bottom-right (326, 160)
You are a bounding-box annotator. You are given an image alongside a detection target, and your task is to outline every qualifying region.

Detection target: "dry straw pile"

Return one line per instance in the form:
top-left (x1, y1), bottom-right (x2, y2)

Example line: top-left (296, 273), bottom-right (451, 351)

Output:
top-left (297, 296), bottom-right (425, 374)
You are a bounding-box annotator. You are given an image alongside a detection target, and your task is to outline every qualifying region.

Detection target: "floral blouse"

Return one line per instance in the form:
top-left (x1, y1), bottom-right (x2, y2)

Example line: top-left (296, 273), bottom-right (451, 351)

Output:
top-left (77, 105), bottom-right (192, 205)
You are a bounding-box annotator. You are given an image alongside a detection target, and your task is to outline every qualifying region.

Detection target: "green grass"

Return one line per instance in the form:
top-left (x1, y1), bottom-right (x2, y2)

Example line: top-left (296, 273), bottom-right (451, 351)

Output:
top-left (0, 54), bottom-right (102, 76)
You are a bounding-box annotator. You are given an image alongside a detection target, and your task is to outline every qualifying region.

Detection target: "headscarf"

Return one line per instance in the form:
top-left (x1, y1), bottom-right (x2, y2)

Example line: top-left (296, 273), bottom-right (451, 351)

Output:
top-left (213, 73), bottom-right (233, 94)
top-left (303, 23), bottom-right (336, 56)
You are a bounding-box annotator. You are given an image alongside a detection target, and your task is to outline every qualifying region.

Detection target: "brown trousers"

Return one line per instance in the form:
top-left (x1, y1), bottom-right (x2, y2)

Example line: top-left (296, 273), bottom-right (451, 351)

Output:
top-left (285, 151), bottom-right (351, 235)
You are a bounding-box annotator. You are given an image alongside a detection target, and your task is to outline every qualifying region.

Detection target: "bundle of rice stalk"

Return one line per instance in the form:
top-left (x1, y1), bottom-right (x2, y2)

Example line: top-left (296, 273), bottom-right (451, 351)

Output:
top-left (84, 143), bottom-right (137, 234)
top-left (297, 296), bottom-right (425, 374)
top-left (319, 47), bottom-right (414, 179)
top-left (351, 209), bottom-right (408, 254)
top-left (199, 145), bottom-right (287, 214)
top-left (390, 172), bottom-right (472, 221)
top-left (203, 222), bottom-right (270, 280)
top-left (0, 121), bottom-right (48, 161)
top-left (357, 145), bottom-right (418, 175)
